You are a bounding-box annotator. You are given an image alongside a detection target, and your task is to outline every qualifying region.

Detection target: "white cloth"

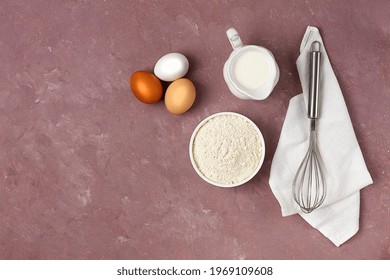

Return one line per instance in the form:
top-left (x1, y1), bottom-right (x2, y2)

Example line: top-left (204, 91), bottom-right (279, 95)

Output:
top-left (269, 26), bottom-right (373, 246)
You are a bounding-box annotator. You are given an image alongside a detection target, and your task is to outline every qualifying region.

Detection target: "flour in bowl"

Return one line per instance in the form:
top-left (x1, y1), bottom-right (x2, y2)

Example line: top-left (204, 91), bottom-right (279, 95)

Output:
top-left (191, 114), bottom-right (263, 185)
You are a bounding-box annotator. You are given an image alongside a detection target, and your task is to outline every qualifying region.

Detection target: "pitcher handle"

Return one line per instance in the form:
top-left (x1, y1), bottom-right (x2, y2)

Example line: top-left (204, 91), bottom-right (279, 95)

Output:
top-left (226, 28), bottom-right (243, 50)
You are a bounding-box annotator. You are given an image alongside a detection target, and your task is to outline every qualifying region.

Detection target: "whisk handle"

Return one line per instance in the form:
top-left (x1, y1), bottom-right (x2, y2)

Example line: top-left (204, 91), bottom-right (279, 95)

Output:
top-left (308, 41), bottom-right (321, 119)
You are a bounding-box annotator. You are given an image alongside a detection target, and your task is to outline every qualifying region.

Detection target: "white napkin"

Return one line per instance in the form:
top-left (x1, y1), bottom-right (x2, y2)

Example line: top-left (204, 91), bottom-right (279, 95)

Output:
top-left (269, 26), bottom-right (373, 246)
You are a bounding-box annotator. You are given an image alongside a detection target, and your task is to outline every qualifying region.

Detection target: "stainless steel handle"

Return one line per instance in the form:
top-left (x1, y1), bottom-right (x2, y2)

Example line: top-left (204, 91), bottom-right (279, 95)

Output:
top-left (308, 41), bottom-right (321, 120)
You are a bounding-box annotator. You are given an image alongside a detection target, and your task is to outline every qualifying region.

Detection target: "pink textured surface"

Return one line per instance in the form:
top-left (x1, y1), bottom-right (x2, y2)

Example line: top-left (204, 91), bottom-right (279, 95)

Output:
top-left (0, 0), bottom-right (389, 259)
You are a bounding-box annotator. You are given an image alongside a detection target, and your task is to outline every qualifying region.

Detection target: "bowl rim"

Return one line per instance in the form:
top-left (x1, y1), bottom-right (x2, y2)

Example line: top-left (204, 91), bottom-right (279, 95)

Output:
top-left (189, 111), bottom-right (266, 188)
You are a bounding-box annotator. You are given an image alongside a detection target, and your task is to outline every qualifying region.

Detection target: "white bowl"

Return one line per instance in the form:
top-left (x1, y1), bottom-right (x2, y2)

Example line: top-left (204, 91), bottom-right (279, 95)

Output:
top-left (189, 112), bottom-right (266, 188)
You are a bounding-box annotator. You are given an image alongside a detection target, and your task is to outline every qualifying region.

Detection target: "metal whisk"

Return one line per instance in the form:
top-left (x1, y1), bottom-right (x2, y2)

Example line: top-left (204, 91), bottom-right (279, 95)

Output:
top-left (293, 41), bottom-right (327, 213)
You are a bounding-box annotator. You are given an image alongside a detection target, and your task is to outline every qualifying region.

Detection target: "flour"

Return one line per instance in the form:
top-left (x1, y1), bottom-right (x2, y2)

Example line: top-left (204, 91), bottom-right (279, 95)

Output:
top-left (192, 114), bottom-right (262, 185)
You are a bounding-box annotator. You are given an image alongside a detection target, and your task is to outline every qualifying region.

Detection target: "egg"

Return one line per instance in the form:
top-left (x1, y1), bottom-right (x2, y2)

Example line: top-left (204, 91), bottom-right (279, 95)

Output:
top-left (165, 78), bottom-right (196, 114)
top-left (154, 53), bottom-right (189, 82)
top-left (130, 71), bottom-right (163, 104)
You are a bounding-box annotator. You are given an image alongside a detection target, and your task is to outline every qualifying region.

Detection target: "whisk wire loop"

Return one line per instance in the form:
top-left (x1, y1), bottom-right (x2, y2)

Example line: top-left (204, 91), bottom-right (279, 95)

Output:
top-left (293, 130), bottom-right (326, 213)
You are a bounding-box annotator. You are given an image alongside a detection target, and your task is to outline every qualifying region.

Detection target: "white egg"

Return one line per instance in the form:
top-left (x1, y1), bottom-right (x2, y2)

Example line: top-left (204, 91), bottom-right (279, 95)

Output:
top-left (154, 53), bottom-right (189, 82)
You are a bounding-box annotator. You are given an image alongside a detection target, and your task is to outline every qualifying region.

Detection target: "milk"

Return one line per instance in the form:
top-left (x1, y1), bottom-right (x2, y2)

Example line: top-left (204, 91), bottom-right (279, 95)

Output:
top-left (233, 50), bottom-right (270, 90)
top-left (223, 28), bottom-right (279, 100)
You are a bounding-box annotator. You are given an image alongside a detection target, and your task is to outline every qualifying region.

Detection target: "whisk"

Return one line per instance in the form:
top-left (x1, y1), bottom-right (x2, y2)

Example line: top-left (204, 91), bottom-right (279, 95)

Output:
top-left (293, 41), bottom-right (327, 213)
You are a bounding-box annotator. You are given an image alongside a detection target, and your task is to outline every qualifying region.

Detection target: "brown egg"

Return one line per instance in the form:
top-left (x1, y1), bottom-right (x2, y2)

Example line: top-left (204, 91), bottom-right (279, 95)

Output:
top-left (130, 71), bottom-right (163, 104)
top-left (165, 78), bottom-right (196, 114)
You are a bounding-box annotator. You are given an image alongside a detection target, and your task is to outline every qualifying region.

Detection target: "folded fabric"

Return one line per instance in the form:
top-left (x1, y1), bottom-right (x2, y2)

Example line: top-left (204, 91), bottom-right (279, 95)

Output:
top-left (269, 26), bottom-right (373, 246)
